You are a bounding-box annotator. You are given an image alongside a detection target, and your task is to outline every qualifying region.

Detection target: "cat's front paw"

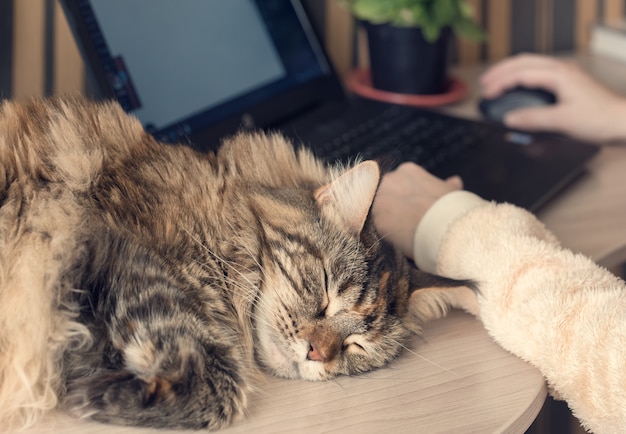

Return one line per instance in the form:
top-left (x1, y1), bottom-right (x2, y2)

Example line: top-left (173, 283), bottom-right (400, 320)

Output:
top-left (64, 365), bottom-right (247, 430)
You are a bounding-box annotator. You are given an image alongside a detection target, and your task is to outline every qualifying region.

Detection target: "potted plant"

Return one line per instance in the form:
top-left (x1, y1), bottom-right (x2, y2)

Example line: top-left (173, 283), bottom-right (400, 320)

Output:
top-left (340, 0), bottom-right (485, 95)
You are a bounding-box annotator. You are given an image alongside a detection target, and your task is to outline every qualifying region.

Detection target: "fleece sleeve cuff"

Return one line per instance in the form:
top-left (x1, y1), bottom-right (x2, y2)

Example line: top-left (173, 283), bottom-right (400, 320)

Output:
top-left (413, 190), bottom-right (488, 273)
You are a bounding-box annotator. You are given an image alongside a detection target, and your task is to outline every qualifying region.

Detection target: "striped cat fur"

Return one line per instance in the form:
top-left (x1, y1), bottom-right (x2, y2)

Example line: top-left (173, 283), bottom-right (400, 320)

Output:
top-left (0, 97), bottom-right (472, 430)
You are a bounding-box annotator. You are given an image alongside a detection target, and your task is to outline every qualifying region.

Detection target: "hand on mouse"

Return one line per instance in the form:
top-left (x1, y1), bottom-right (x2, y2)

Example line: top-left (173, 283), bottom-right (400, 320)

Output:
top-left (480, 53), bottom-right (626, 143)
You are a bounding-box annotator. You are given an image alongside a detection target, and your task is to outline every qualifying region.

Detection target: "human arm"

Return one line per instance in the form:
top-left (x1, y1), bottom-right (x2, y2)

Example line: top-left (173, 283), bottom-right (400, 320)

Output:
top-left (480, 53), bottom-right (626, 143)
top-left (371, 163), bottom-right (462, 260)
top-left (372, 163), bottom-right (626, 434)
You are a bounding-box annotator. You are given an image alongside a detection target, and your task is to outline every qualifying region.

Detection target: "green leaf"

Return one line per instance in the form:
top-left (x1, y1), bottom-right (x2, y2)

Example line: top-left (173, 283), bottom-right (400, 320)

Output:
top-left (393, 4), bottom-right (427, 26)
top-left (459, 1), bottom-right (474, 19)
top-left (452, 17), bottom-right (486, 42)
top-left (411, 4), bottom-right (427, 23)
top-left (352, 0), bottom-right (398, 23)
top-left (341, 0), bottom-right (485, 42)
top-left (421, 21), bottom-right (441, 42)
top-left (431, 0), bottom-right (456, 26)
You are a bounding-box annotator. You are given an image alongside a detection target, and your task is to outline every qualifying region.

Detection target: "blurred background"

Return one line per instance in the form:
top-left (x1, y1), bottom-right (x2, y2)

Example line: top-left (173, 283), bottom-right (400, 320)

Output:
top-left (1, 0), bottom-right (625, 102)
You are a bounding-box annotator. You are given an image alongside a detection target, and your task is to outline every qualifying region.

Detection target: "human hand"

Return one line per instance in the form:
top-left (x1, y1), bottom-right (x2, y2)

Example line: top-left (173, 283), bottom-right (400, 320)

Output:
top-left (480, 53), bottom-right (626, 143)
top-left (372, 163), bottom-right (462, 259)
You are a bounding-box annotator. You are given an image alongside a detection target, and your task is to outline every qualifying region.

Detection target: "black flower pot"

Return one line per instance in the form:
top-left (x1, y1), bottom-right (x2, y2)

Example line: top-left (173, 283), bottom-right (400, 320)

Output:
top-left (362, 22), bottom-right (452, 95)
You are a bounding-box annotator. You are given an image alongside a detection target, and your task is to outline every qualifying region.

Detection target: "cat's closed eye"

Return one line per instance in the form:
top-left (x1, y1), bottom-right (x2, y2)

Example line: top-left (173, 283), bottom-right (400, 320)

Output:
top-left (317, 293), bottom-right (329, 318)
top-left (317, 305), bottom-right (328, 318)
top-left (343, 335), bottom-right (368, 355)
top-left (317, 269), bottom-right (330, 317)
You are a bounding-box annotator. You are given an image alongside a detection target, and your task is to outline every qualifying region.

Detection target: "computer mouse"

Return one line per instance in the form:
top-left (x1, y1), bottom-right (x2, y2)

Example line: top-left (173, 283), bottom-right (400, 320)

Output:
top-left (478, 87), bottom-right (557, 123)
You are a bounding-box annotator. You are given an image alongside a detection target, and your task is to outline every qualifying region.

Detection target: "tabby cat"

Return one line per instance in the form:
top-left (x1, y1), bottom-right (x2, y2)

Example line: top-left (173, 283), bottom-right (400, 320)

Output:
top-left (0, 97), bottom-right (471, 430)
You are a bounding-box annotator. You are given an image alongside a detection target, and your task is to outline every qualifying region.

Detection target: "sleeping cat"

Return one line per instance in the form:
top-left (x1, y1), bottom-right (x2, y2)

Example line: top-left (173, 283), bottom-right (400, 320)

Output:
top-left (0, 97), bottom-right (472, 430)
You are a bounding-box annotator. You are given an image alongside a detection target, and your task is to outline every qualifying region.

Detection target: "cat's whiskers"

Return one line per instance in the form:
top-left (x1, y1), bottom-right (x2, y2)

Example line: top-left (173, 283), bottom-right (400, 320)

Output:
top-left (221, 220), bottom-right (271, 282)
top-left (188, 260), bottom-right (260, 307)
top-left (184, 255), bottom-right (279, 376)
top-left (178, 230), bottom-right (273, 331)
top-left (200, 222), bottom-right (279, 322)
top-left (181, 225), bottom-right (270, 305)
top-left (387, 337), bottom-right (461, 379)
top-left (186, 256), bottom-right (272, 328)
top-left (180, 226), bottom-right (260, 293)
top-left (364, 233), bottom-right (386, 257)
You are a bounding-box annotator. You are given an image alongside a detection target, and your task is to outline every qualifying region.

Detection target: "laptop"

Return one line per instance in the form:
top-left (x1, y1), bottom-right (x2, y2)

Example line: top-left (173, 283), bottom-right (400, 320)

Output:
top-left (60, 0), bottom-right (599, 211)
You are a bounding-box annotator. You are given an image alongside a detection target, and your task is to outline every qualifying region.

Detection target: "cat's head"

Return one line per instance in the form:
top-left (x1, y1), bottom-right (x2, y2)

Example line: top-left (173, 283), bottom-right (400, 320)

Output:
top-left (251, 160), bottom-right (453, 380)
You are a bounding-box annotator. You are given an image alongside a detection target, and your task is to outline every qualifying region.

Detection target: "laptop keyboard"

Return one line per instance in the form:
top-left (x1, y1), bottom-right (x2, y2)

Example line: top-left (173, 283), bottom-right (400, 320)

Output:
top-left (314, 104), bottom-right (493, 171)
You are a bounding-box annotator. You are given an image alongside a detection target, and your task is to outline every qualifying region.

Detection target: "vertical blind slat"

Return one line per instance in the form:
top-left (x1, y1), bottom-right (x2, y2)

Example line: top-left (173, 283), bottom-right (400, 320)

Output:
top-left (487, 0), bottom-right (512, 61)
top-left (12, 0), bottom-right (46, 100)
top-left (53, 0), bottom-right (84, 96)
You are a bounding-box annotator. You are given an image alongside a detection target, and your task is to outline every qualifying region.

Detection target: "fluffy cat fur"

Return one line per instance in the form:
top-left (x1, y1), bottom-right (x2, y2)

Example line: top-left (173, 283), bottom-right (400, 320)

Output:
top-left (0, 97), bottom-right (471, 430)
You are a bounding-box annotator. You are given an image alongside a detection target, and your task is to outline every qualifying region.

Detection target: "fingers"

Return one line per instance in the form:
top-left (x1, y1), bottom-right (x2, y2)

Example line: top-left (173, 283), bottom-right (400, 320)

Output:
top-left (503, 106), bottom-right (564, 132)
top-left (391, 163), bottom-right (463, 190)
top-left (445, 175), bottom-right (463, 190)
top-left (481, 53), bottom-right (553, 84)
top-left (394, 162), bottom-right (429, 178)
top-left (480, 53), bottom-right (563, 98)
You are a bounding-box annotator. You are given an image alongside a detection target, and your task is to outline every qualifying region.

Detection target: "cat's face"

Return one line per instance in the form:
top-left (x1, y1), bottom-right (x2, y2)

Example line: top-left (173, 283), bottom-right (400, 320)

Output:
top-left (251, 161), bottom-right (411, 380)
top-left (254, 226), bottom-right (410, 380)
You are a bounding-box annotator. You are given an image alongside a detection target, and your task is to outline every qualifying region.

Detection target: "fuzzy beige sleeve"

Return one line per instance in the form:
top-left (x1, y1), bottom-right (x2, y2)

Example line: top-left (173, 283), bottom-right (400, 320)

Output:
top-left (414, 192), bottom-right (626, 434)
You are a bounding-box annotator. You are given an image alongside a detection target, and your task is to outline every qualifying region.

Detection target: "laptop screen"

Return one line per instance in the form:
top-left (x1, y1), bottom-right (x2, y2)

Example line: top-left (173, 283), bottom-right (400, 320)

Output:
top-left (62, 0), bottom-right (342, 148)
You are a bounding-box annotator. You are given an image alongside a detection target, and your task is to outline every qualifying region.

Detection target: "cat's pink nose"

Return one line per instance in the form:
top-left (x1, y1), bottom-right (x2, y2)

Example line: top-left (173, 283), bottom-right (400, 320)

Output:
top-left (307, 342), bottom-right (324, 362)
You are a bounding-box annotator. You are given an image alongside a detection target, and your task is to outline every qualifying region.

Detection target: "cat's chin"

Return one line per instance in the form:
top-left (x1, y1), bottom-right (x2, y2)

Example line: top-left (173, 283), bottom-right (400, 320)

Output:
top-left (258, 335), bottom-right (298, 377)
top-left (256, 333), bottom-right (332, 381)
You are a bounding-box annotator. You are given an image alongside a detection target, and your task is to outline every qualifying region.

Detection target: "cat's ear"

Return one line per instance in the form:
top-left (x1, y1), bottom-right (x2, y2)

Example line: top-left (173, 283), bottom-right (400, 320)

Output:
top-left (314, 161), bottom-right (380, 234)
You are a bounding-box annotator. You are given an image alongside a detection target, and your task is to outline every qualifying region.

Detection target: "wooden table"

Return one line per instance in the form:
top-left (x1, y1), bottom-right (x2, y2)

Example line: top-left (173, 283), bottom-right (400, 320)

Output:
top-left (13, 309), bottom-right (546, 434)
top-left (14, 54), bottom-right (626, 434)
